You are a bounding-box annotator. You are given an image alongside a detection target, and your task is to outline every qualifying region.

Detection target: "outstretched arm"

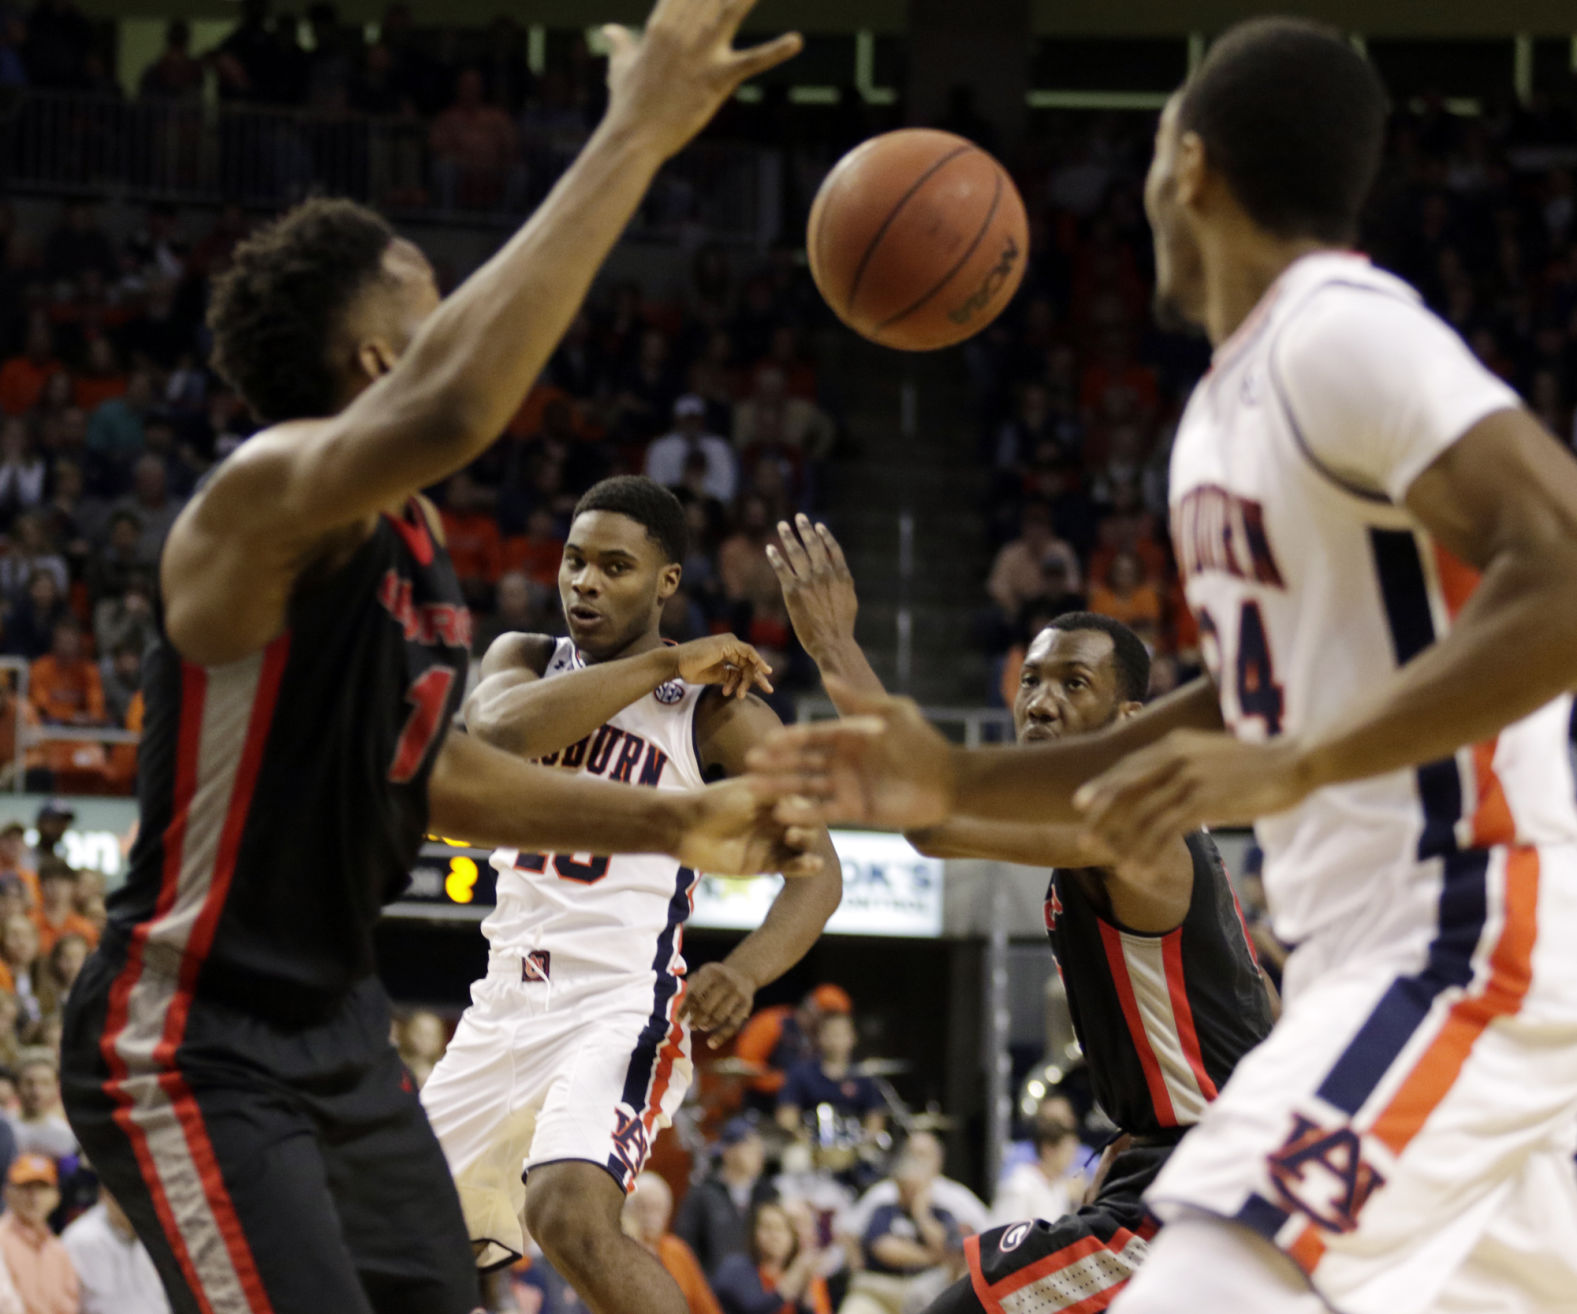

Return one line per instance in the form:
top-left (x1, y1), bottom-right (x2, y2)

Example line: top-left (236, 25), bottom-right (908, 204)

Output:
top-left (163, 0), bottom-right (802, 665)
top-left (681, 691), bottom-right (842, 1046)
top-left (466, 632), bottom-right (773, 759)
top-left (427, 729), bottom-right (820, 878)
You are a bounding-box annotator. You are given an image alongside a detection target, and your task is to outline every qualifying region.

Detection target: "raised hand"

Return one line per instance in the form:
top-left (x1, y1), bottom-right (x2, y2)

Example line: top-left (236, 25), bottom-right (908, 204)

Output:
top-left (674, 633), bottom-right (773, 699)
top-left (746, 677), bottom-right (956, 831)
top-left (603, 0), bottom-right (803, 161)
top-left (767, 514), bottom-right (858, 663)
top-left (672, 778), bottom-right (823, 878)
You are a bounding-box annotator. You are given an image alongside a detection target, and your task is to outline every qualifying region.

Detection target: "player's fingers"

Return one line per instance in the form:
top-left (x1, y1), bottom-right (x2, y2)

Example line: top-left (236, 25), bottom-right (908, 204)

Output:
top-left (794, 513), bottom-right (831, 571)
top-left (725, 31), bottom-right (803, 84)
top-left (600, 24), bottom-right (637, 62)
top-left (780, 851), bottom-right (825, 878)
top-left (775, 520), bottom-right (812, 576)
top-left (815, 521), bottom-right (851, 576)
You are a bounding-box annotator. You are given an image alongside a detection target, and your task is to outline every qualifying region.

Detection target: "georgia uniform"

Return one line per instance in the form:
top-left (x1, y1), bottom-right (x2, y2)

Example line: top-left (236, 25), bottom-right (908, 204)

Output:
top-left (1153, 251), bottom-right (1577, 1314)
top-left (421, 638), bottom-right (707, 1267)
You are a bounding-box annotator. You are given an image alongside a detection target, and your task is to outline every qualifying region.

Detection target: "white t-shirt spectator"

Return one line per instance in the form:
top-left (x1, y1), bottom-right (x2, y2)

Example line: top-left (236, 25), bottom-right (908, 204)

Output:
top-left (838, 1175), bottom-right (989, 1242)
top-left (988, 1161), bottom-right (1076, 1228)
top-left (7, 1113), bottom-right (76, 1163)
top-left (63, 1203), bottom-right (171, 1314)
top-left (645, 429), bottom-right (738, 503)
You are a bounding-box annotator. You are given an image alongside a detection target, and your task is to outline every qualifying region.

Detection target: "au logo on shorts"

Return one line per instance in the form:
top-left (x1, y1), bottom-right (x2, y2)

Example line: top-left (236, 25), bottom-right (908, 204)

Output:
top-left (611, 1109), bottom-right (650, 1179)
top-left (1266, 1112), bottom-right (1387, 1235)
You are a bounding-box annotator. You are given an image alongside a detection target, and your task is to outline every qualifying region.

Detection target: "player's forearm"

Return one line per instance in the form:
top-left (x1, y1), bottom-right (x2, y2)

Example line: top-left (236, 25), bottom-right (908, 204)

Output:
top-left (427, 729), bottom-right (681, 856)
top-left (1297, 547), bottom-right (1577, 793)
top-left (951, 678), bottom-right (1225, 823)
top-left (905, 818), bottom-right (1105, 868)
top-left (809, 638), bottom-right (888, 712)
top-left (468, 647), bottom-right (677, 759)
top-left (721, 838), bottom-right (842, 989)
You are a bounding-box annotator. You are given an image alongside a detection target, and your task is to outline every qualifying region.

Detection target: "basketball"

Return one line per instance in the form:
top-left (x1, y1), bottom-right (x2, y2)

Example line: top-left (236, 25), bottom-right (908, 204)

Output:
top-left (807, 128), bottom-right (1030, 352)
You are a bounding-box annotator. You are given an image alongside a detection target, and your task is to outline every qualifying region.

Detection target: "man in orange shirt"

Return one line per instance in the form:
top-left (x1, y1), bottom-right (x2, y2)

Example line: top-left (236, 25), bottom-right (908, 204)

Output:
top-left (624, 1173), bottom-right (723, 1314)
top-left (0, 319), bottom-right (61, 419)
top-left (30, 860), bottom-right (97, 956)
top-left (733, 983), bottom-right (852, 1107)
top-left (28, 621), bottom-right (105, 727)
top-left (438, 470), bottom-right (502, 603)
top-left (0, 1154), bottom-right (80, 1314)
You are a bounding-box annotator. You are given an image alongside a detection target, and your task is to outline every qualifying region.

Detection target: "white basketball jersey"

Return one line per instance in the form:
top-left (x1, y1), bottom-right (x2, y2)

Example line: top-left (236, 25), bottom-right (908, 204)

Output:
top-left (1170, 252), bottom-right (1577, 949)
top-left (484, 638), bottom-right (708, 976)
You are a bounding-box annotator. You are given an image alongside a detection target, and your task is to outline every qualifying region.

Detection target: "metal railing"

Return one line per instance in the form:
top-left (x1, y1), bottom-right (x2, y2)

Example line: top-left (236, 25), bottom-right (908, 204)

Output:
top-left (0, 90), bottom-right (780, 245)
top-left (0, 657), bottom-right (138, 794)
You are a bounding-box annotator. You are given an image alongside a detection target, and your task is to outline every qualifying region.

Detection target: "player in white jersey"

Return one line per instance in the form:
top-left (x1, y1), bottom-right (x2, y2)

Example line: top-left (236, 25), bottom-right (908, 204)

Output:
top-left (423, 476), bottom-right (842, 1314)
top-left (750, 18), bottom-right (1577, 1314)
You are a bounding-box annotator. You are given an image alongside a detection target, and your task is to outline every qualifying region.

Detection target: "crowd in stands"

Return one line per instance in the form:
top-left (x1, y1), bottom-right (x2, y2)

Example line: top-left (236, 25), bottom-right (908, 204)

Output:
top-left (0, 798), bottom-right (172, 1313)
top-left (0, 172), bottom-right (839, 792)
top-left (973, 95), bottom-right (1577, 705)
top-left (393, 984), bottom-right (1090, 1314)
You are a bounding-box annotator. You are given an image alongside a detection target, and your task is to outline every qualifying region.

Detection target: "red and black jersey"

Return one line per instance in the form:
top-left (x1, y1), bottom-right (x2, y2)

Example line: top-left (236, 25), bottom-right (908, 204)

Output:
top-left (1046, 831), bottom-right (1272, 1137)
top-left (106, 499), bottom-right (470, 1018)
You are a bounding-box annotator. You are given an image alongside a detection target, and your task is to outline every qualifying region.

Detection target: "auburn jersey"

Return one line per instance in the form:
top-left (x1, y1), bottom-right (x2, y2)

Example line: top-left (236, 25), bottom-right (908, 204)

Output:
top-left (1169, 251), bottom-right (1577, 952)
top-left (106, 499), bottom-right (469, 1017)
top-left (1046, 832), bottom-right (1273, 1136)
top-left (485, 637), bottom-right (708, 980)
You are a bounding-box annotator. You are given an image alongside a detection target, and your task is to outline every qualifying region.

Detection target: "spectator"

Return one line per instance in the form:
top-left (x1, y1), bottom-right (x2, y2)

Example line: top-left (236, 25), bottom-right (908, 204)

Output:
top-left (7, 574), bottom-right (71, 663)
top-left (1087, 551), bottom-right (1163, 652)
top-left (0, 422), bottom-right (46, 527)
top-left (137, 18), bottom-right (202, 99)
top-left (28, 804), bottom-right (69, 872)
top-left (62, 1185), bottom-right (170, 1314)
top-left (0, 1154), bottom-right (78, 1314)
top-left (0, 513), bottom-right (69, 602)
top-left (734, 984), bottom-right (850, 1108)
top-left (732, 367), bottom-right (835, 466)
top-left (439, 471), bottom-right (502, 604)
top-left (392, 1009), bottom-right (447, 1089)
top-left (70, 341), bottom-right (125, 414)
top-left (673, 1117), bottom-right (776, 1278)
top-left (840, 1132), bottom-right (987, 1252)
top-left (622, 1173), bottom-right (723, 1314)
top-left (712, 1199), bottom-right (832, 1314)
top-left (30, 863), bottom-right (94, 958)
top-left (86, 513), bottom-right (151, 603)
top-left (612, 330), bottom-right (683, 446)
top-left (8, 1058), bottom-right (74, 1162)
top-left (85, 371), bottom-right (156, 484)
top-left (429, 67), bottom-right (521, 211)
top-left (0, 320), bottom-right (61, 420)
top-left (841, 1148), bottom-right (962, 1314)
top-left (646, 396), bottom-right (738, 504)
top-left (111, 456), bottom-right (184, 561)
top-left (0, 997), bottom-right (19, 1074)
top-left (32, 933), bottom-right (86, 1024)
top-left (471, 570), bottom-right (543, 655)
top-left (0, 828), bottom-right (36, 912)
top-left (30, 620), bottom-right (106, 726)
top-left (986, 503), bottom-right (1082, 623)
top-left (97, 641), bottom-right (142, 727)
top-left (499, 511), bottom-right (564, 593)
top-left (775, 1011), bottom-right (885, 1143)
top-left (987, 1094), bottom-right (1082, 1226)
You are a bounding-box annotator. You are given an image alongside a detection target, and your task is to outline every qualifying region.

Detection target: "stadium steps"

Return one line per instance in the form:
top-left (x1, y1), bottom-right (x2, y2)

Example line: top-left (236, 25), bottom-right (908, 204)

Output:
top-left (813, 333), bottom-right (995, 709)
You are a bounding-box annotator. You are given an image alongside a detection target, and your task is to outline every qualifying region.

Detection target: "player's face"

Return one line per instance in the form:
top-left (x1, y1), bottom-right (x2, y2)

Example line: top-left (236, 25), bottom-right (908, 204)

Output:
top-left (1013, 628), bottom-right (1125, 744)
top-left (1144, 95), bottom-right (1207, 332)
top-left (560, 511), bottom-right (680, 661)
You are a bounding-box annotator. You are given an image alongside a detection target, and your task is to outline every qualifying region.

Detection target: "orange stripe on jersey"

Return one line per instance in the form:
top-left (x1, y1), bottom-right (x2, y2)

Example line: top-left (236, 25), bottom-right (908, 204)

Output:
top-left (1431, 544), bottom-right (1516, 847)
top-left (1287, 1222), bottom-right (1327, 1274)
top-left (642, 978), bottom-right (687, 1138)
top-left (1369, 847), bottom-right (1539, 1158)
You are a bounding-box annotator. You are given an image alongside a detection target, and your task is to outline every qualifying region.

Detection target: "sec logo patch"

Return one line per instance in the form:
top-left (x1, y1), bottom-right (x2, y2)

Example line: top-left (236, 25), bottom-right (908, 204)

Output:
top-left (654, 680), bottom-right (685, 705)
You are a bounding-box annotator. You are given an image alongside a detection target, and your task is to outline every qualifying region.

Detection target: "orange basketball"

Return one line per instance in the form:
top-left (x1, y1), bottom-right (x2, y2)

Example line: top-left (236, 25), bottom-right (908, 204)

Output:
top-left (807, 129), bottom-right (1029, 352)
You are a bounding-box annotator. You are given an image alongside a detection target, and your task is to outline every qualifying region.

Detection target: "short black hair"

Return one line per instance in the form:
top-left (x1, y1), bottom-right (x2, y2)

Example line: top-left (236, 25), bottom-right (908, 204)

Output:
top-left (1046, 611), bottom-right (1151, 703)
top-left (207, 198), bottom-right (395, 424)
top-left (1179, 18), bottom-right (1387, 243)
top-left (572, 476), bottom-right (689, 564)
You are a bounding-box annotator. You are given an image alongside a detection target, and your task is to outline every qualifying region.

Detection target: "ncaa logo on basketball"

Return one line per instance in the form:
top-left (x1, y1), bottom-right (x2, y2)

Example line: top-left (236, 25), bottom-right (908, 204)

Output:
top-left (999, 1222), bottom-right (1030, 1253)
top-left (654, 680), bottom-right (685, 705)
